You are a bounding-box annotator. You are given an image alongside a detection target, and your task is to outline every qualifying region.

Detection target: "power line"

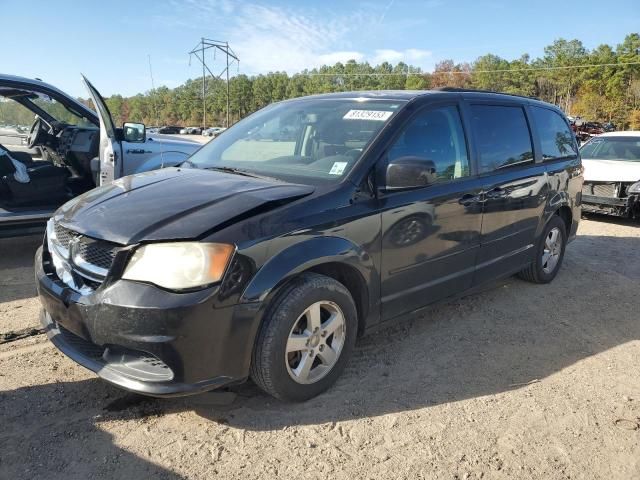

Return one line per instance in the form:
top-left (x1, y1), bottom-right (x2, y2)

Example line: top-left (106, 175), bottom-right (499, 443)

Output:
top-left (302, 61), bottom-right (640, 76)
top-left (445, 61), bottom-right (640, 75)
top-left (147, 54), bottom-right (160, 127)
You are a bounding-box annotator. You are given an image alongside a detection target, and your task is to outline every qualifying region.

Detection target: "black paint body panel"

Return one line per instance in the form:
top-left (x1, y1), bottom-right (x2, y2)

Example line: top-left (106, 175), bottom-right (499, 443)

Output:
top-left (36, 90), bottom-right (583, 396)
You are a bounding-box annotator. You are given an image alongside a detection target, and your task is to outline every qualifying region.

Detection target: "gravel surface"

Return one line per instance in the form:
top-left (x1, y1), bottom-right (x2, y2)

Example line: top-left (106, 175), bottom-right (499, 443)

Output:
top-left (1, 216), bottom-right (639, 479)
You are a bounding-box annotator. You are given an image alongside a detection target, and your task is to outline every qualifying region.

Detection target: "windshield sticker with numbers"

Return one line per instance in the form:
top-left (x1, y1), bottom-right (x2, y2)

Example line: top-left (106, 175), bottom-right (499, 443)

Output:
top-left (343, 110), bottom-right (393, 121)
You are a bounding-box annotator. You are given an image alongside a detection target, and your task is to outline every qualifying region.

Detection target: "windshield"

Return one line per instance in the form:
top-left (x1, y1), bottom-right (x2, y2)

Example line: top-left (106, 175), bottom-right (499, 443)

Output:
top-left (580, 137), bottom-right (640, 162)
top-left (186, 98), bottom-right (404, 183)
top-left (27, 95), bottom-right (94, 128)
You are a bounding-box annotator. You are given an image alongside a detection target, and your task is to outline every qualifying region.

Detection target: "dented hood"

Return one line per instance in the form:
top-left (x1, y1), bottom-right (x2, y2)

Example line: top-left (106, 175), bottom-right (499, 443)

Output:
top-left (53, 167), bottom-right (314, 245)
top-left (582, 159), bottom-right (640, 183)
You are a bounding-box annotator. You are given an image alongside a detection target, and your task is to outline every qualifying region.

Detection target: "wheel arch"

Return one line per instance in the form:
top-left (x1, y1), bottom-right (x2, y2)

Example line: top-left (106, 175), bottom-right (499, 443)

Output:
top-left (555, 204), bottom-right (573, 234)
top-left (537, 191), bottom-right (573, 239)
top-left (305, 262), bottom-right (370, 336)
top-left (241, 236), bottom-right (379, 336)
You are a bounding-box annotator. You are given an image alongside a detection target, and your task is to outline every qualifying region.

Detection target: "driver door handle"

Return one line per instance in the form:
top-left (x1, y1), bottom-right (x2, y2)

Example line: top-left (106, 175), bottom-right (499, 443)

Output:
top-left (126, 149), bottom-right (151, 154)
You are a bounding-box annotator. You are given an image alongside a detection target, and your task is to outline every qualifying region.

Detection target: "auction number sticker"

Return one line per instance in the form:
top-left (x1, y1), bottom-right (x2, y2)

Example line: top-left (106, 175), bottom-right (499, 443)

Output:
top-left (343, 109), bottom-right (393, 121)
top-left (329, 162), bottom-right (348, 175)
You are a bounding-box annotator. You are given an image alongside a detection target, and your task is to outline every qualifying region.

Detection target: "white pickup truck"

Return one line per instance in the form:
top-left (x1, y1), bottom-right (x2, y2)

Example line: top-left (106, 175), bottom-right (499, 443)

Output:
top-left (0, 74), bottom-right (202, 237)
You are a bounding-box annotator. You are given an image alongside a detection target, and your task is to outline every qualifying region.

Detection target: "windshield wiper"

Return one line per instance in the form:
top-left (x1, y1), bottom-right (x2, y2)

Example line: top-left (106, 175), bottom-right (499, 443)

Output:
top-left (203, 166), bottom-right (259, 177)
top-left (179, 163), bottom-right (281, 181)
top-left (204, 166), bottom-right (281, 181)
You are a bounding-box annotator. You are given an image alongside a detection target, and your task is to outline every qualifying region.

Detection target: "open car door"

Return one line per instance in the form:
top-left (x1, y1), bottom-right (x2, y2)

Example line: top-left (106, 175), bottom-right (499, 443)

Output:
top-left (81, 75), bottom-right (122, 185)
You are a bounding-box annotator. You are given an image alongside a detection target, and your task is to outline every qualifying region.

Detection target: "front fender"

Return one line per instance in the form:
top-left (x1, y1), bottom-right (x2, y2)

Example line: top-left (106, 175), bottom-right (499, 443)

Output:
top-left (241, 235), bottom-right (379, 323)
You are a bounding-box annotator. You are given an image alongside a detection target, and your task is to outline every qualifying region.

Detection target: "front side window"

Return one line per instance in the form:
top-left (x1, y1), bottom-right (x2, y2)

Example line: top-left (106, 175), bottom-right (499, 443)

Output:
top-left (387, 105), bottom-right (470, 182)
top-left (187, 99), bottom-right (403, 184)
top-left (580, 137), bottom-right (640, 162)
top-left (470, 105), bottom-right (533, 173)
top-left (531, 106), bottom-right (577, 159)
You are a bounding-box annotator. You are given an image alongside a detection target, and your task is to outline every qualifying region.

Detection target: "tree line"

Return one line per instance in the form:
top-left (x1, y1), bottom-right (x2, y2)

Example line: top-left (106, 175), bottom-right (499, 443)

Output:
top-left (2, 34), bottom-right (638, 130)
top-left (102, 33), bottom-right (639, 130)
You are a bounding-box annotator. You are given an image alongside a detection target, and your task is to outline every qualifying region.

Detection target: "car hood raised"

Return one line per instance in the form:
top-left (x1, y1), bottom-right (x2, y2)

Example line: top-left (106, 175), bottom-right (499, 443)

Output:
top-left (582, 159), bottom-right (640, 182)
top-left (53, 167), bottom-right (314, 245)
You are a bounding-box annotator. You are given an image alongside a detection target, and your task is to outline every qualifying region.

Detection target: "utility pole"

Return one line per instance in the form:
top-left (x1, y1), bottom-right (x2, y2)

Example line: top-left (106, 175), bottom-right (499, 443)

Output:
top-left (201, 40), bottom-right (206, 128)
top-left (188, 38), bottom-right (239, 129)
top-left (226, 42), bottom-right (230, 127)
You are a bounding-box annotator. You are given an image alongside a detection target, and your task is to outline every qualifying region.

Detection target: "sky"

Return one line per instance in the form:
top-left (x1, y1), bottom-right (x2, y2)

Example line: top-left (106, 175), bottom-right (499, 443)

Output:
top-left (0, 0), bottom-right (638, 98)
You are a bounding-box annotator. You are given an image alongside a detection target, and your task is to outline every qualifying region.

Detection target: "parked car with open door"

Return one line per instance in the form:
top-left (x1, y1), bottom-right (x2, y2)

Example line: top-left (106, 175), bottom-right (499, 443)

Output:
top-left (0, 74), bottom-right (201, 237)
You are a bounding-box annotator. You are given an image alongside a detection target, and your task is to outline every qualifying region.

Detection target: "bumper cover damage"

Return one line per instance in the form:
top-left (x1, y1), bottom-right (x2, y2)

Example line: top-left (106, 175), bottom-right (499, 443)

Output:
top-left (35, 245), bottom-right (261, 397)
top-left (581, 183), bottom-right (640, 218)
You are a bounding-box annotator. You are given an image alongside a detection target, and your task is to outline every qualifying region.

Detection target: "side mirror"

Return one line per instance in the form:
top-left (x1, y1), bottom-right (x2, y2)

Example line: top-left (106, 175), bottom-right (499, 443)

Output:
top-left (123, 122), bottom-right (146, 143)
top-left (385, 156), bottom-right (437, 191)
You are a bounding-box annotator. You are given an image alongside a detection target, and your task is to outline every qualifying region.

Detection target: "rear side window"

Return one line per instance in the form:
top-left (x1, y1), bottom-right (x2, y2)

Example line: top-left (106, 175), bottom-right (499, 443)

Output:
top-left (470, 105), bottom-right (533, 173)
top-left (531, 106), bottom-right (577, 159)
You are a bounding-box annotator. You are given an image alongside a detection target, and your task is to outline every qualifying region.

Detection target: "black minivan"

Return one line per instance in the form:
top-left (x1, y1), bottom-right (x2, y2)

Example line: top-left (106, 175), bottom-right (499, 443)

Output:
top-left (36, 89), bottom-right (583, 401)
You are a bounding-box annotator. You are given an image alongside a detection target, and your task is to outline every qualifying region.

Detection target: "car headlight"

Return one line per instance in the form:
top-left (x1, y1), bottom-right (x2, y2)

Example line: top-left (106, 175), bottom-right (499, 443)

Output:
top-left (628, 181), bottom-right (640, 194)
top-left (122, 242), bottom-right (235, 290)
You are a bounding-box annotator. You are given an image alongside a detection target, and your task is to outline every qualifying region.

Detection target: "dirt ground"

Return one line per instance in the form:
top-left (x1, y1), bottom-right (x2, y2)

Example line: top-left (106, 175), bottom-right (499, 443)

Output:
top-left (1, 216), bottom-right (639, 479)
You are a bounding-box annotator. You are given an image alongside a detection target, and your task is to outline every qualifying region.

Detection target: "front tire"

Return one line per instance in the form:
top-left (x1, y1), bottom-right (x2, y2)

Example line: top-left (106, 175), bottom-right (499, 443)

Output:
top-left (250, 273), bottom-right (357, 402)
top-left (518, 215), bottom-right (567, 284)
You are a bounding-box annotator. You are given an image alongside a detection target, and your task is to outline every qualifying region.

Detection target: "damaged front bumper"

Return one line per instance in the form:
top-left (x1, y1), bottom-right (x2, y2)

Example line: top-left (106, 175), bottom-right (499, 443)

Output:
top-left (581, 184), bottom-right (640, 218)
top-left (35, 245), bottom-right (262, 397)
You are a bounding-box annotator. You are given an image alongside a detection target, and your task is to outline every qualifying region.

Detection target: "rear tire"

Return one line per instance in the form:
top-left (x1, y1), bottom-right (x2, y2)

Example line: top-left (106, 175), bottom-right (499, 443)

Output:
top-left (518, 215), bottom-right (567, 284)
top-left (250, 273), bottom-right (357, 402)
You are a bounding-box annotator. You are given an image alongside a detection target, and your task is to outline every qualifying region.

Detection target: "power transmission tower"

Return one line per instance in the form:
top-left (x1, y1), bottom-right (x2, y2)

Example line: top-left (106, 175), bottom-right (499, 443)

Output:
top-left (188, 38), bottom-right (239, 129)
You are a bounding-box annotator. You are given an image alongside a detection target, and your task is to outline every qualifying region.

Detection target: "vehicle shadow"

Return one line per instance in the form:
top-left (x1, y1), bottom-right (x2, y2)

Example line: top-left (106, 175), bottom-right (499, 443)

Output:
top-left (71, 236), bottom-right (624, 430)
top-left (3, 234), bottom-right (639, 438)
top-left (166, 234), bottom-right (640, 430)
top-left (0, 379), bottom-right (185, 479)
top-left (0, 234), bottom-right (42, 303)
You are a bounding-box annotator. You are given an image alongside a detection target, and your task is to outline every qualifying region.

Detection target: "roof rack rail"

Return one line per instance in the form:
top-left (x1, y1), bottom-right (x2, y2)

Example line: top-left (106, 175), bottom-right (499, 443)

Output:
top-left (432, 87), bottom-right (540, 101)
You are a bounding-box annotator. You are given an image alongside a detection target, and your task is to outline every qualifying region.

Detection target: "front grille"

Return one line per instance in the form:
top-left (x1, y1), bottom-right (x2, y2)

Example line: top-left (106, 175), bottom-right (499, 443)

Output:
top-left (76, 240), bottom-right (118, 271)
top-left (54, 223), bottom-right (80, 249)
top-left (49, 221), bottom-right (122, 291)
top-left (58, 324), bottom-right (105, 360)
top-left (582, 182), bottom-right (618, 198)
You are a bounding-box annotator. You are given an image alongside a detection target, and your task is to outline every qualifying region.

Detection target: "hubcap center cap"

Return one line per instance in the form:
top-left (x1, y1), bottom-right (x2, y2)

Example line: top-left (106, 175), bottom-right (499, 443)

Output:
top-left (309, 333), bottom-right (321, 348)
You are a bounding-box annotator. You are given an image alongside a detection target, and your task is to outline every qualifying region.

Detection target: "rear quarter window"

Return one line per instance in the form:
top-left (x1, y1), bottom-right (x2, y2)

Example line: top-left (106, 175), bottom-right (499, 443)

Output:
top-left (530, 106), bottom-right (577, 160)
top-left (470, 105), bottom-right (534, 173)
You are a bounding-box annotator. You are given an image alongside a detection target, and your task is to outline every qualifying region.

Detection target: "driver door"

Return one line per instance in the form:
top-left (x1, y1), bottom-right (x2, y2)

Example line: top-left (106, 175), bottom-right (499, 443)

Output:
top-left (379, 103), bottom-right (484, 320)
top-left (81, 75), bottom-right (122, 185)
